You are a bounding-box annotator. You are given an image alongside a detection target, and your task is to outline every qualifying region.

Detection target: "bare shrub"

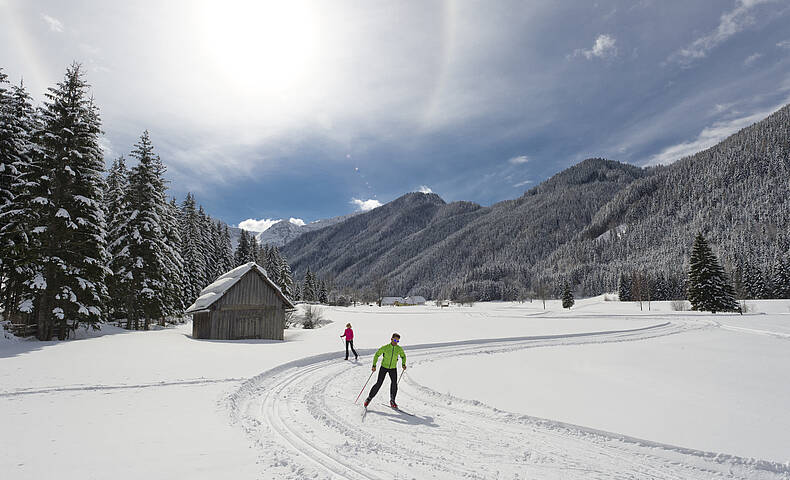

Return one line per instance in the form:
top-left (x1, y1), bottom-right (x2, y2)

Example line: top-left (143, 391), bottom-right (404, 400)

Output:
top-left (671, 300), bottom-right (690, 311)
top-left (302, 305), bottom-right (327, 329)
top-left (739, 301), bottom-right (755, 313)
top-left (284, 310), bottom-right (297, 329)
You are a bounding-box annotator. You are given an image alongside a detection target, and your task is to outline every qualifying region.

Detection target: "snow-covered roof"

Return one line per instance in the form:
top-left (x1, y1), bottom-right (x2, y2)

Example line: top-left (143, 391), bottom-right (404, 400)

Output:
top-left (404, 296), bottom-right (426, 304)
top-left (185, 262), bottom-right (294, 314)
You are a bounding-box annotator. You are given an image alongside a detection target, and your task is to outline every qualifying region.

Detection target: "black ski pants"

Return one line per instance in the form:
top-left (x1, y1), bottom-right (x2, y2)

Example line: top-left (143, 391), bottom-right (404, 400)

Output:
top-left (368, 367), bottom-right (398, 401)
top-left (345, 340), bottom-right (358, 359)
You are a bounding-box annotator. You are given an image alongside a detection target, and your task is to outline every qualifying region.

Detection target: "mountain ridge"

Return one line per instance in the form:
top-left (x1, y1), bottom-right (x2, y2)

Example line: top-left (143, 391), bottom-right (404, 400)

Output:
top-left (282, 104), bottom-right (790, 300)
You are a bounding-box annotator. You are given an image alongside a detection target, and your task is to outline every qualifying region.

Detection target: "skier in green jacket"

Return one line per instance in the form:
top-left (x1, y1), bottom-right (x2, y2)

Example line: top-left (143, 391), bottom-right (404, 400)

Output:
top-left (364, 333), bottom-right (407, 408)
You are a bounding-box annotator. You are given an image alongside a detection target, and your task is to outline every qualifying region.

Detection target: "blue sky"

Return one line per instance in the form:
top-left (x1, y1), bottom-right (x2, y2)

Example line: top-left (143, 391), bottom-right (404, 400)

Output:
top-left (2, 0), bottom-right (789, 228)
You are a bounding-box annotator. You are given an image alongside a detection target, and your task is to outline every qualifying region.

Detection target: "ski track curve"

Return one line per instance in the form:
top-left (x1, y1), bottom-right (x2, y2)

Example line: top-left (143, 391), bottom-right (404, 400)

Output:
top-left (227, 321), bottom-right (790, 479)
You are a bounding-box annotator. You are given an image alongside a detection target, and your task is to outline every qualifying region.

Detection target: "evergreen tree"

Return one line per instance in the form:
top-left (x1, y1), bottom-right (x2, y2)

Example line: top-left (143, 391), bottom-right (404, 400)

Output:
top-left (0, 78), bottom-right (39, 318)
top-left (318, 279), bottom-right (328, 304)
top-left (161, 197), bottom-right (185, 319)
top-left (219, 223), bottom-right (234, 274)
top-left (771, 256), bottom-right (790, 299)
top-left (29, 63), bottom-right (109, 339)
top-left (303, 268), bottom-right (316, 302)
top-left (743, 262), bottom-right (766, 299)
top-left (617, 273), bottom-right (631, 301)
top-left (105, 156), bottom-right (129, 321)
top-left (292, 281), bottom-right (301, 301)
top-left (266, 246), bottom-right (283, 286)
top-left (687, 233), bottom-right (738, 313)
top-left (279, 259), bottom-right (293, 299)
top-left (561, 282), bottom-right (574, 309)
top-left (113, 131), bottom-right (172, 329)
top-left (234, 229), bottom-right (253, 267)
top-left (180, 193), bottom-right (203, 304)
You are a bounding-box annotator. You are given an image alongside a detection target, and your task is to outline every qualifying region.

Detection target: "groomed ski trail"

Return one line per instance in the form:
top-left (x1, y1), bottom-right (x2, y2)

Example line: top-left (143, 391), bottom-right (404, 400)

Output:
top-left (227, 321), bottom-right (790, 479)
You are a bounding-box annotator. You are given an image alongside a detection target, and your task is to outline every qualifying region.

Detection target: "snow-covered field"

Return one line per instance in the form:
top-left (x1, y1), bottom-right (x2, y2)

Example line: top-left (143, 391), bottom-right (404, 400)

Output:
top-left (2, 298), bottom-right (789, 479)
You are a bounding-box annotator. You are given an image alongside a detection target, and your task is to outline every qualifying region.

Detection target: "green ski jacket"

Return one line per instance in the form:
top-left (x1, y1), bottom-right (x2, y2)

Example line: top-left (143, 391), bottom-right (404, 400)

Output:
top-left (373, 343), bottom-right (406, 369)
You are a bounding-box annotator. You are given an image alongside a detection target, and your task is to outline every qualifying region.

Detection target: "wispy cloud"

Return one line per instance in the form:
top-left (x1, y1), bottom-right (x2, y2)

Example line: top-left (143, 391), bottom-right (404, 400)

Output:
top-left (573, 34), bottom-right (617, 60)
top-left (513, 179), bottom-right (533, 188)
top-left (668, 0), bottom-right (775, 66)
top-left (743, 52), bottom-right (763, 66)
top-left (644, 101), bottom-right (786, 166)
top-left (417, 185), bottom-right (433, 194)
top-left (777, 39), bottom-right (790, 49)
top-left (41, 14), bottom-right (64, 33)
top-left (351, 198), bottom-right (381, 212)
top-left (238, 218), bottom-right (281, 232)
top-left (508, 155), bottom-right (529, 165)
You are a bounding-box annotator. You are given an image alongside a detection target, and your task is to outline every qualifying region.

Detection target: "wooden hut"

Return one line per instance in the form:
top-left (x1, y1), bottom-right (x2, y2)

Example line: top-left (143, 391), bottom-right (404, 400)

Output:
top-left (186, 262), bottom-right (295, 340)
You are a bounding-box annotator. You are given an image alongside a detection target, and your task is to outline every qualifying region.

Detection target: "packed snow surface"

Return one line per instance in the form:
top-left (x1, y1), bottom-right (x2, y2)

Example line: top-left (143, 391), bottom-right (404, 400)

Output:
top-left (2, 298), bottom-right (789, 479)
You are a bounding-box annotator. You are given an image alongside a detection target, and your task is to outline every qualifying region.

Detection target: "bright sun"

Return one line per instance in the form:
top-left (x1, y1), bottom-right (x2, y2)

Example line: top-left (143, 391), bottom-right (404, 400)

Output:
top-left (199, 1), bottom-right (320, 95)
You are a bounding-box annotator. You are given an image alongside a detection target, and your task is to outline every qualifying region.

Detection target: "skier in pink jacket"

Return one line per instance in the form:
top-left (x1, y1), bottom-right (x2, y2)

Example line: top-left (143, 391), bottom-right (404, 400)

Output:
top-left (341, 323), bottom-right (359, 360)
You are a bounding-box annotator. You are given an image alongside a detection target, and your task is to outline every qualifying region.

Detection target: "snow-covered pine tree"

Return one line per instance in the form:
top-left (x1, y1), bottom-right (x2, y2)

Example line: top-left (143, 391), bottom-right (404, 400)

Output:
top-left (279, 259), bottom-right (293, 299)
top-left (318, 279), bottom-right (328, 304)
top-left (743, 262), bottom-right (767, 299)
top-left (292, 281), bottom-right (301, 301)
top-left (0, 69), bottom-right (13, 211)
top-left (114, 131), bottom-right (172, 329)
top-left (266, 245), bottom-right (283, 286)
top-left (249, 233), bottom-right (261, 265)
top-left (772, 255), bottom-right (790, 299)
top-left (105, 156), bottom-right (129, 321)
top-left (161, 197), bottom-right (185, 320)
top-left (303, 267), bottom-right (316, 302)
top-left (617, 273), bottom-right (631, 301)
top-left (219, 223), bottom-right (234, 274)
top-left (561, 282), bottom-right (574, 309)
top-left (197, 205), bottom-right (216, 286)
top-left (234, 229), bottom-right (252, 267)
top-left (687, 233), bottom-right (738, 313)
top-left (0, 78), bottom-right (40, 319)
top-left (30, 63), bottom-right (109, 339)
top-left (180, 193), bottom-right (203, 304)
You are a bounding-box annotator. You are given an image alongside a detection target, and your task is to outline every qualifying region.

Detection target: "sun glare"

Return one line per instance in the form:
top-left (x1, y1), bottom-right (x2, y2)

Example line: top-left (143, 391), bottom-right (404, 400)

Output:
top-left (199, 1), bottom-right (320, 96)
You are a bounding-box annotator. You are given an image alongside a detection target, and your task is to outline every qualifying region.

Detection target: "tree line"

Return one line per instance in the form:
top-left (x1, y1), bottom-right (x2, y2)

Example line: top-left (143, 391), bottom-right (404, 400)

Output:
top-left (0, 63), bottom-right (333, 340)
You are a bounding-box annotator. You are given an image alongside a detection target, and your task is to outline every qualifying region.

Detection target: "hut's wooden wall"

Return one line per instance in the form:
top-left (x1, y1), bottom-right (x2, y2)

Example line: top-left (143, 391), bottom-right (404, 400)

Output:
top-left (196, 270), bottom-right (286, 340)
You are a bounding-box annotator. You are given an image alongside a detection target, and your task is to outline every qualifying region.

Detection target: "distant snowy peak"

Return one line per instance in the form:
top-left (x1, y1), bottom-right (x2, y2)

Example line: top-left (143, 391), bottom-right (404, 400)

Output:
top-left (231, 212), bottom-right (361, 249)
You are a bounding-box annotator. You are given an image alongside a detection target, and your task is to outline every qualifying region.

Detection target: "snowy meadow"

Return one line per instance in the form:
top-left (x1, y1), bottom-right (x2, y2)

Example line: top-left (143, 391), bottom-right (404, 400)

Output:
top-left (2, 298), bottom-right (789, 479)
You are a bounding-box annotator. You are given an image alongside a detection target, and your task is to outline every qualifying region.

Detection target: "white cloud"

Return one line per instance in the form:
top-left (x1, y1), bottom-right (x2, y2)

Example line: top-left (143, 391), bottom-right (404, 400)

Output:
top-left (289, 217), bottom-right (305, 226)
top-left (41, 14), bottom-right (64, 33)
top-left (98, 136), bottom-right (114, 159)
top-left (418, 185), bottom-right (433, 194)
top-left (351, 198), bottom-right (382, 211)
top-left (668, 0), bottom-right (775, 66)
top-left (743, 52), bottom-right (763, 66)
top-left (574, 34), bottom-right (617, 60)
top-left (777, 39), bottom-right (790, 49)
top-left (238, 218), bottom-right (281, 232)
top-left (508, 155), bottom-right (529, 165)
top-left (513, 179), bottom-right (533, 188)
top-left (644, 101), bottom-right (786, 166)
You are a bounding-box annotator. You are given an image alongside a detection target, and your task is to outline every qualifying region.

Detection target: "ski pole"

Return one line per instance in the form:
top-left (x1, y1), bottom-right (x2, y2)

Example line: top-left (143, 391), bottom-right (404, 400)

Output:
top-left (354, 370), bottom-right (375, 404)
top-left (397, 368), bottom-right (407, 387)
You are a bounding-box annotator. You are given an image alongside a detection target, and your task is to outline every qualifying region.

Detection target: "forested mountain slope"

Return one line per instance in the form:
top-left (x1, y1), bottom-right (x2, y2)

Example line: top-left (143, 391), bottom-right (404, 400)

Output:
top-left (283, 104), bottom-right (790, 300)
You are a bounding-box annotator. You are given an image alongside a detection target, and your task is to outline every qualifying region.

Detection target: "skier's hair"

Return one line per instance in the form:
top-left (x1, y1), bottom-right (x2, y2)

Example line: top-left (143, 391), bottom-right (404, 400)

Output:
top-left (392, 333), bottom-right (400, 339)
top-left (346, 323), bottom-right (351, 328)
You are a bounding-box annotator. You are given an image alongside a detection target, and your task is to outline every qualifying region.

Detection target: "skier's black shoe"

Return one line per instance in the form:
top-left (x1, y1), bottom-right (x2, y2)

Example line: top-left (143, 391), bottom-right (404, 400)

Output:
top-left (364, 398), bottom-right (371, 407)
top-left (390, 400), bottom-right (398, 409)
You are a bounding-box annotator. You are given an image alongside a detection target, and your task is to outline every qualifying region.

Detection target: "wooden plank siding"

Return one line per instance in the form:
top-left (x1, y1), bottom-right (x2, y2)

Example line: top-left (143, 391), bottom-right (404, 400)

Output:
top-left (193, 269), bottom-right (287, 340)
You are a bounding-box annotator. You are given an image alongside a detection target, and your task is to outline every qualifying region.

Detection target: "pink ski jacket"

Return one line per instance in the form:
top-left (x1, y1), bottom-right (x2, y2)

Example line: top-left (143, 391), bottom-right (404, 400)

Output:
top-left (342, 328), bottom-right (354, 340)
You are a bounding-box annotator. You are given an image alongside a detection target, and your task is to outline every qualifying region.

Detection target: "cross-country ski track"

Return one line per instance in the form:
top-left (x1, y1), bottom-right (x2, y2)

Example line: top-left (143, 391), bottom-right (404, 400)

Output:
top-left (228, 319), bottom-right (790, 480)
